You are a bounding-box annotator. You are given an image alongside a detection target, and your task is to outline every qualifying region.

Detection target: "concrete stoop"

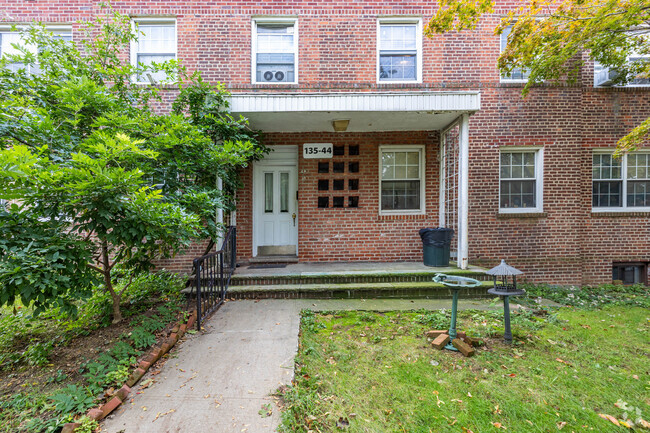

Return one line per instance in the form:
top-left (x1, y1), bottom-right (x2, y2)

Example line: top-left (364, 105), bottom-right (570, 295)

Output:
top-left (227, 268), bottom-right (492, 300)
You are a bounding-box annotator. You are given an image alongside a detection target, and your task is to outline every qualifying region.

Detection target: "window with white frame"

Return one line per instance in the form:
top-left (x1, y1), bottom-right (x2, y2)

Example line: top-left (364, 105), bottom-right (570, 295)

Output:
top-left (594, 31), bottom-right (649, 87)
top-left (377, 19), bottom-right (422, 82)
top-left (500, 25), bottom-right (531, 82)
top-left (594, 57), bottom-right (650, 87)
top-left (131, 19), bottom-right (176, 83)
top-left (593, 152), bottom-right (650, 210)
top-left (499, 149), bottom-right (543, 212)
top-left (0, 28), bottom-right (72, 73)
top-left (380, 146), bottom-right (425, 213)
top-left (253, 19), bottom-right (297, 84)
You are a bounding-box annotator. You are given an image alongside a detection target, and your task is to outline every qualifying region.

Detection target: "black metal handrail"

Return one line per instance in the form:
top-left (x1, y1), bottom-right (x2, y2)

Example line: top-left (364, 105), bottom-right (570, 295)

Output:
top-left (193, 226), bottom-right (236, 330)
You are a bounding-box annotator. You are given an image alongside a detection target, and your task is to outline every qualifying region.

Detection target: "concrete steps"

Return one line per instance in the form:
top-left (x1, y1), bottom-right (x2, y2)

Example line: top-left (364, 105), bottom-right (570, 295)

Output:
top-left (225, 266), bottom-right (492, 300)
top-left (228, 280), bottom-right (494, 300)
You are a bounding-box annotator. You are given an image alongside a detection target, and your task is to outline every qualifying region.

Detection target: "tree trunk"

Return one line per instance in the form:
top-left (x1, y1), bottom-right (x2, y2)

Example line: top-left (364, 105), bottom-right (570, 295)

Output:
top-left (101, 241), bottom-right (122, 324)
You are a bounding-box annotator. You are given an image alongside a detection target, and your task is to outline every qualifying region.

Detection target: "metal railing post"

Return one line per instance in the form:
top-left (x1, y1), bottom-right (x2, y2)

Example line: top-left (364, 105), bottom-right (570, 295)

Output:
top-left (194, 258), bottom-right (202, 331)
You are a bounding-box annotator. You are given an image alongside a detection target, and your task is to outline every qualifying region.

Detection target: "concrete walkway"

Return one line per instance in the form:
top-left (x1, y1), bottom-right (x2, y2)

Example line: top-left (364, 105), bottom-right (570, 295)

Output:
top-left (100, 298), bottom-right (556, 432)
top-left (101, 300), bottom-right (301, 433)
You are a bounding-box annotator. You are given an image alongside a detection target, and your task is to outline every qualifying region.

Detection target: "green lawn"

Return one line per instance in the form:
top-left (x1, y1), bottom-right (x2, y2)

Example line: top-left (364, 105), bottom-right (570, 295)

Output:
top-left (279, 304), bottom-right (649, 432)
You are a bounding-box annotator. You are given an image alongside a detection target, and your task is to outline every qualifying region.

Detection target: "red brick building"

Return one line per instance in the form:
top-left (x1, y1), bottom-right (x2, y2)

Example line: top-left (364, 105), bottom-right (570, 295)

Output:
top-left (3, 1), bottom-right (649, 286)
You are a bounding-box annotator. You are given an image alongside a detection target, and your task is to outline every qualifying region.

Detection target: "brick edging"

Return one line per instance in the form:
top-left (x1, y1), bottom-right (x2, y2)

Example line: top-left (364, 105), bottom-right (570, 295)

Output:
top-left (61, 310), bottom-right (198, 433)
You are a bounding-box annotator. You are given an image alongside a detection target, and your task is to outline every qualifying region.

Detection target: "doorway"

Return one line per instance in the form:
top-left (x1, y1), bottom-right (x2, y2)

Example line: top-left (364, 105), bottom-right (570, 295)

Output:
top-left (252, 145), bottom-right (298, 257)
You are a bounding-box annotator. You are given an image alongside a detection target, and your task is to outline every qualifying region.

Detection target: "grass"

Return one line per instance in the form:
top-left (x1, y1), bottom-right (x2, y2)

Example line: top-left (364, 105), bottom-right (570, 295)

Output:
top-left (0, 271), bottom-right (186, 432)
top-left (279, 290), bottom-right (650, 432)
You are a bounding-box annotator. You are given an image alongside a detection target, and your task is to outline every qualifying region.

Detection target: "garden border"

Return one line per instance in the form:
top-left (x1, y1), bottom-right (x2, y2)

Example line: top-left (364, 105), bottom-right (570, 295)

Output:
top-left (60, 310), bottom-right (197, 433)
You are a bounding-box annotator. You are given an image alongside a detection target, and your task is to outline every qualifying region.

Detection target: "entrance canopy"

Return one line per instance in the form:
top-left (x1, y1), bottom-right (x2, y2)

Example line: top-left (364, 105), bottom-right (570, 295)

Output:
top-left (229, 91), bottom-right (480, 132)
top-left (229, 91), bottom-right (477, 270)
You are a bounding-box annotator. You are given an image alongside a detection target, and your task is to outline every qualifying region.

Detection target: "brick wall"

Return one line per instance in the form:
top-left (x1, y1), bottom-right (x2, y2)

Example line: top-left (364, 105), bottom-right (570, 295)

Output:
top-left (237, 132), bottom-right (440, 262)
top-left (5, 1), bottom-right (650, 284)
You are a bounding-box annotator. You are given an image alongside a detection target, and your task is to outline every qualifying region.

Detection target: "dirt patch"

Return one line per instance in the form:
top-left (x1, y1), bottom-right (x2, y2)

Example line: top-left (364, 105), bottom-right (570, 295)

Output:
top-left (0, 304), bottom-right (182, 399)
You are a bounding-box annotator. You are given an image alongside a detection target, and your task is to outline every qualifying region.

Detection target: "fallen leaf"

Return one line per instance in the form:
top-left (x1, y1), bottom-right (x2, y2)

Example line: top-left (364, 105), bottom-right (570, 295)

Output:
top-left (461, 428), bottom-right (474, 433)
top-left (637, 418), bottom-right (650, 428)
top-left (598, 414), bottom-right (620, 426)
top-left (557, 421), bottom-right (567, 429)
top-left (492, 422), bottom-right (506, 429)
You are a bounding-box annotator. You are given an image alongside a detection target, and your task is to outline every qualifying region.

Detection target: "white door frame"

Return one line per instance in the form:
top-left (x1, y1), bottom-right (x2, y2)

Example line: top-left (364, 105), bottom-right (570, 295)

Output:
top-left (252, 145), bottom-right (299, 257)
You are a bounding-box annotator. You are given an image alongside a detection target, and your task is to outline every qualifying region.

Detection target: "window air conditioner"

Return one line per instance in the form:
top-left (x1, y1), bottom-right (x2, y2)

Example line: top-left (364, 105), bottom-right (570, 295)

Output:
top-left (595, 67), bottom-right (618, 87)
top-left (263, 70), bottom-right (286, 82)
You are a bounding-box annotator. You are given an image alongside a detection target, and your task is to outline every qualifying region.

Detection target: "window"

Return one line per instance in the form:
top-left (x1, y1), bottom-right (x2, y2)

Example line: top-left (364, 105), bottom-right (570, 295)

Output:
top-left (500, 26), bottom-right (530, 82)
top-left (1, 28), bottom-right (72, 73)
top-left (253, 18), bottom-right (297, 84)
top-left (613, 262), bottom-right (647, 285)
top-left (593, 152), bottom-right (650, 210)
top-left (594, 32), bottom-right (649, 87)
top-left (377, 18), bottom-right (422, 83)
top-left (131, 19), bottom-right (176, 83)
top-left (380, 146), bottom-right (424, 213)
top-left (499, 148), bottom-right (544, 212)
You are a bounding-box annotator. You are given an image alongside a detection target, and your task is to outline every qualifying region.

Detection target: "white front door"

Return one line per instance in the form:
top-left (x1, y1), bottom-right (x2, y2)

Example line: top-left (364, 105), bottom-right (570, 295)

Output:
top-left (253, 146), bottom-right (298, 256)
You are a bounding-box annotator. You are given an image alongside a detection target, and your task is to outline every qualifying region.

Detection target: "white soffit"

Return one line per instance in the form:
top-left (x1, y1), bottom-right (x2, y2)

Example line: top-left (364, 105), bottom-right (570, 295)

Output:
top-left (229, 91), bottom-right (481, 132)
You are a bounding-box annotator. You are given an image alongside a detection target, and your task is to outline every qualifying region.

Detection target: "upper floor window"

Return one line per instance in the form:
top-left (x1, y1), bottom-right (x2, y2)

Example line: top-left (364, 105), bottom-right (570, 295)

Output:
top-left (594, 58), bottom-right (650, 87)
top-left (253, 18), bottom-right (297, 84)
top-left (500, 25), bottom-right (530, 82)
top-left (377, 18), bottom-right (422, 83)
top-left (593, 152), bottom-right (650, 210)
top-left (131, 19), bottom-right (176, 84)
top-left (379, 145), bottom-right (425, 214)
top-left (499, 148), bottom-right (544, 213)
top-left (0, 27), bottom-right (72, 73)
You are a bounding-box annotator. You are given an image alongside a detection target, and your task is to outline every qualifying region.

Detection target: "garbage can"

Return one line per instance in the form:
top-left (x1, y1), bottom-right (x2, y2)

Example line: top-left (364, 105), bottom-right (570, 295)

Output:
top-left (419, 228), bottom-right (454, 267)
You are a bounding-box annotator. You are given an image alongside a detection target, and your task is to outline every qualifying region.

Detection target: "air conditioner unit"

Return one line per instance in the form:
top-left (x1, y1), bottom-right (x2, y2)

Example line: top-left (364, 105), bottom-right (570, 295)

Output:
top-left (258, 63), bottom-right (293, 82)
top-left (263, 70), bottom-right (287, 82)
top-left (595, 67), bottom-right (618, 87)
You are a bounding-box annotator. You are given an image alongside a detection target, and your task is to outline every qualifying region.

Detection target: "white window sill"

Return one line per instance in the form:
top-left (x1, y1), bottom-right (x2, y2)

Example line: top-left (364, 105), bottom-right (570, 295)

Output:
top-left (499, 78), bottom-right (529, 84)
top-left (499, 208), bottom-right (543, 214)
top-left (591, 207), bottom-right (650, 213)
top-left (379, 209), bottom-right (426, 216)
top-left (378, 80), bottom-right (422, 84)
top-left (252, 81), bottom-right (298, 85)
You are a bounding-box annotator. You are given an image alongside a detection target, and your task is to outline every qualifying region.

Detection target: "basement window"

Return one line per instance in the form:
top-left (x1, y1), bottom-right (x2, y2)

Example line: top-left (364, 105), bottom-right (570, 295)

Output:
top-left (612, 262), bottom-right (647, 285)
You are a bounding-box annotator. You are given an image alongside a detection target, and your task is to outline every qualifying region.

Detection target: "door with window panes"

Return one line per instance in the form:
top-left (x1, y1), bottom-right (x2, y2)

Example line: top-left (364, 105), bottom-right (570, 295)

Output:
top-left (253, 164), bottom-right (298, 256)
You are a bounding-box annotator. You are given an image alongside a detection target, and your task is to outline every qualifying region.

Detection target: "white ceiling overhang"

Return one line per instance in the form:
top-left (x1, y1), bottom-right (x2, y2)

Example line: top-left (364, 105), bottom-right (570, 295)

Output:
top-left (229, 91), bottom-right (480, 132)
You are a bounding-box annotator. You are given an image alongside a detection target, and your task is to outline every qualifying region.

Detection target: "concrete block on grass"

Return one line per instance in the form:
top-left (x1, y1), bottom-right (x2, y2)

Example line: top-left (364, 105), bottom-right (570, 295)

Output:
top-left (425, 330), bottom-right (448, 339)
top-left (463, 335), bottom-right (482, 347)
top-left (431, 333), bottom-right (450, 350)
top-left (452, 338), bottom-right (475, 357)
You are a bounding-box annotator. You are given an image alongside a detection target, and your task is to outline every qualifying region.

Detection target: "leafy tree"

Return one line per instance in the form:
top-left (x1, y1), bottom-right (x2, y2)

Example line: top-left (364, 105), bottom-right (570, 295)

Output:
top-left (426, 0), bottom-right (650, 153)
top-left (0, 9), bottom-right (265, 322)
